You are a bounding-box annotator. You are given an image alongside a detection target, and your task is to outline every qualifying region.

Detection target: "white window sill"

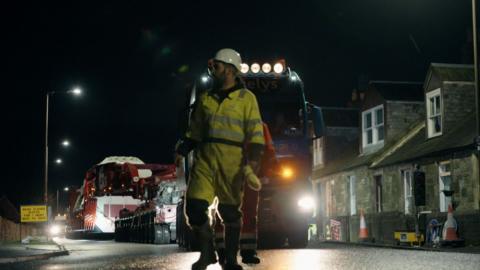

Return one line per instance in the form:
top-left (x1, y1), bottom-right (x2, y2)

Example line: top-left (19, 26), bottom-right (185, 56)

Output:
top-left (427, 132), bottom-right (442, 139)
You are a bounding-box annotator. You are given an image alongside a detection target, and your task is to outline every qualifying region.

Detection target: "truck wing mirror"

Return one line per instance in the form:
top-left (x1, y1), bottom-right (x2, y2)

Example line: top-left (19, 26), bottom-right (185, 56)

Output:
top-left (311, 105), bottom-right (324, 138)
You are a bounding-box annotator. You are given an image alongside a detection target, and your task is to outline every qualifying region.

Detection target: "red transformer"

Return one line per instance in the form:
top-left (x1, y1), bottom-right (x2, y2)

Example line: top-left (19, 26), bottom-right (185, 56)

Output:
top-left (67, 156), bottom-right (185, 243)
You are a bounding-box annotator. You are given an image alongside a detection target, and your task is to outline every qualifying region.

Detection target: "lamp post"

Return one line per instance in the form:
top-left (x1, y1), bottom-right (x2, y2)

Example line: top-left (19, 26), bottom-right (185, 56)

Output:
top-left (56, 187), bottom-right (70, 215)
top-left (473, 0), bottom-right (479, 139)
top-left (44, 87), bottom-right (82, 205)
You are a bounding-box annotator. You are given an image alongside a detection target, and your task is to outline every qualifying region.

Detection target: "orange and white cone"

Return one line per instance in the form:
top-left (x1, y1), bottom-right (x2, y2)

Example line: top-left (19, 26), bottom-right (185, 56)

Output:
top-left (442, 204), bottom-right (458, 241)
top-left (359, 209), bottom-right (369, 241)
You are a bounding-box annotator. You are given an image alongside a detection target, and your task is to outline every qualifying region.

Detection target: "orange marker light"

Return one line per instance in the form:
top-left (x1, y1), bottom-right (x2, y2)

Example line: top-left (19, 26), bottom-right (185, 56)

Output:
top-left (281, 166), bottom-right (294, 179)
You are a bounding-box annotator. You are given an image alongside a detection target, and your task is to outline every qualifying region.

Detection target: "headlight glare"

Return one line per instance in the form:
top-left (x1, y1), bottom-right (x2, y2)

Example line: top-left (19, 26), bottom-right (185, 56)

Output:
top-left (240, 63), bottom-right (249, 74)
top-left (297, 196), bottom-right (315, 211)
top-left (49, 225), bottom-right (60, 235)
top-left (262, 63), bottom-right (272, 73)
top-left (274, 62), bottom-right (284, 73)
top-left (251, 63), bottom-right (260, 74)
top-left (281, 166), bottom-right (294, 179)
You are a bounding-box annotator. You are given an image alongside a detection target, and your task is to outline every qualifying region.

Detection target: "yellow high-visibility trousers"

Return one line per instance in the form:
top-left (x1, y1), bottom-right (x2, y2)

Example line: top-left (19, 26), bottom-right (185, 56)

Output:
top-left (187, 142), bottom-right (244, 206)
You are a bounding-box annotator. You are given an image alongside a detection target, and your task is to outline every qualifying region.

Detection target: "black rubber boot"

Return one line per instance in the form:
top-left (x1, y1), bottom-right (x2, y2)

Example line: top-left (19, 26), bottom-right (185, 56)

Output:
top-left (217, 248), bottom-right (226, 266)
top-left (223, 225), bottom-right (243, 270)
top-left (191, 222), bottom-right (217, 270)
top-left (241, 249), bottom-right (261, 264)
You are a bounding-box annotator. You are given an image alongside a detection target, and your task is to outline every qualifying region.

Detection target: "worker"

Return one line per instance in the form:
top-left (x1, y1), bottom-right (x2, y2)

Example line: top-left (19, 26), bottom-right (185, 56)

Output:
top-left (175, 48), bottom-right (265, 270)
top-left (215, 123), bottom-right (277, 266)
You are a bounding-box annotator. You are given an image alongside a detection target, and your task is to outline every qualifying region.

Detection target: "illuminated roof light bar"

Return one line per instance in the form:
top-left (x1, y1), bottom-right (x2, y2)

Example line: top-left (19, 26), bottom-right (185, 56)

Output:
top-left (240, 63), bottom-right (249, 74)
top-left (273, 62), bottom-right (284, 74)
top-left (251, 63), bottom-right (260, 74)
top-left (262, 63), bottom-right (272, 73)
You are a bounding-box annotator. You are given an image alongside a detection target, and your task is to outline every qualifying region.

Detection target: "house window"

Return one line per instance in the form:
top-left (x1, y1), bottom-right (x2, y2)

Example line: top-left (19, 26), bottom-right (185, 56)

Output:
top-left (348, 175), bottom-right (356, 216)
top-left (375, 175), bottom-right (383, 213)
top-left (402, 169), bottom-right (413, 214)
top-left (313, 138), bottom-right (324, 167)
top-left (326, 180), bottom-right (335, 217)
top-left (439, 162), bottom-right (452, 212)
top-left (426, 88), bottom-right (442, 138)
top-left (313, 181), bottom-right (322, 218)
top-left (362, 105), bottom-right (384, 148)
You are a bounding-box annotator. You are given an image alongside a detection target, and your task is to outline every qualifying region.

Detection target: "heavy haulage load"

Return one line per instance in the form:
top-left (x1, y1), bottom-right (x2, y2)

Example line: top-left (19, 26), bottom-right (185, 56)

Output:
top-left (67, 156), bottom-right (185, 244)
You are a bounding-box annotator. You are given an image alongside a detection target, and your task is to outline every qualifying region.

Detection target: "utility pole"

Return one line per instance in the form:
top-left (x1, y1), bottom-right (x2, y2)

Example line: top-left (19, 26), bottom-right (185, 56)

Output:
top-left (473, 0), bottom-right (479, 138)
top-left (473, 0), bottom-right (480, 211)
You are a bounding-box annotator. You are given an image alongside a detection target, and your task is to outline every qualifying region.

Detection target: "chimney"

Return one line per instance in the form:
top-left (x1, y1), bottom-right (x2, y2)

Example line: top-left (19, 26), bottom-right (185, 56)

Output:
top-left (351, 88), bottom-right (358, 102)
top-left (359, 91), bottom-right (365, 101)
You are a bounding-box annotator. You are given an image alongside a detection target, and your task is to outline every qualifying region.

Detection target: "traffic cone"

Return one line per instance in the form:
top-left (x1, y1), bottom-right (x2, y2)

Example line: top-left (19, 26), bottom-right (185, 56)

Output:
top-left (359, 209), bottom-right (369, 242)
top-left (441, 204), bottom-right (464, 246)
top-left (442, 205), bottom-right (458, 241)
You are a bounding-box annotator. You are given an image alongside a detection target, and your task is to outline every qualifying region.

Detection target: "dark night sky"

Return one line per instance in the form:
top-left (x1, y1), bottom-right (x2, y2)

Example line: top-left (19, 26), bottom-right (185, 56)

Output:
top-left (1, 0), bottom-right (473, 208)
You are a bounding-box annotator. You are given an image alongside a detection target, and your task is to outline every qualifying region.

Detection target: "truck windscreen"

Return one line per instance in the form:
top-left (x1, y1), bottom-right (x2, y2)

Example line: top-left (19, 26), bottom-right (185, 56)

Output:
top-left (244, 76), bottom-right (304, 139)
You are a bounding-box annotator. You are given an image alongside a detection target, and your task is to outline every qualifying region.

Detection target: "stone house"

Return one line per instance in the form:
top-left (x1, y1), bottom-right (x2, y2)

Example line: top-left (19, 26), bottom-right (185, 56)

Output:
top-left (312, 64), bottom-right (480, 245)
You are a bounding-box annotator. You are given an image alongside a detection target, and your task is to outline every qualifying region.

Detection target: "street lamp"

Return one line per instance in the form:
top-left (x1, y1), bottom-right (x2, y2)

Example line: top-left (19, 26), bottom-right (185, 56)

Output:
top-left (55, 158), bottom-right (63, 164)
top-left (56, 186), bottom-right (70, 215)
top-left (62, 140), bottom-right (70, 147)
top-left (44, 87), bottom-right (83, 205)
top-left (71, 88), bottom-right (82, 96)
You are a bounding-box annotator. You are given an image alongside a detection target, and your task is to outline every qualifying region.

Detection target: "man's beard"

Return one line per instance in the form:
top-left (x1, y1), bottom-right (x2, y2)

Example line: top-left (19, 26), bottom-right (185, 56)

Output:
top-left (212, 71), bottom-right (226, 89)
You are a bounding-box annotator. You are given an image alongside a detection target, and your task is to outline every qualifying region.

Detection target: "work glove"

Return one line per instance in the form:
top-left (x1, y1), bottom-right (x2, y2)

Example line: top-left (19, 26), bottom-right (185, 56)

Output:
top-left (243, 165), bottom-right (262, 191)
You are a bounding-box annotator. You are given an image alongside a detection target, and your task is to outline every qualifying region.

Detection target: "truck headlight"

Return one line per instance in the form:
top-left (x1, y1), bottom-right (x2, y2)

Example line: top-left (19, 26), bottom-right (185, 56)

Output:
top-left (297, 196), bottom-right (314, 211)
top-left (274, 62), bottom-right (284, 73)
top-left (262, 63), bottom-right (272, 73)
top-left (240, 63), bottom-right (249, 74)
top-left (251, 63), bottom-right (260, 73)
top-left (49, 225), bottom-right (60, 235)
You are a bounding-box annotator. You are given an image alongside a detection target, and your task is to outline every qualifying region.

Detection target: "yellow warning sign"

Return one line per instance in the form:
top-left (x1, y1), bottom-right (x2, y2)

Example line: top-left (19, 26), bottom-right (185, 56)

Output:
top-left (21, 205), bottom-right (48, 222)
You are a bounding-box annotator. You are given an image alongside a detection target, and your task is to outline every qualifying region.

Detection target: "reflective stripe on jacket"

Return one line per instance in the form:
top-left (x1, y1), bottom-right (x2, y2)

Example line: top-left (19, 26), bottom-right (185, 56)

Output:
top-left (186, 87), bottom-right (265, 147)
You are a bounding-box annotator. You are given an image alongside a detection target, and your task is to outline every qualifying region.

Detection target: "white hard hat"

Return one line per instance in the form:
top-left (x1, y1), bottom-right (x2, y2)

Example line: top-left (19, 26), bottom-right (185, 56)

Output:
top-left (213, 48), bottom-right (242, 71)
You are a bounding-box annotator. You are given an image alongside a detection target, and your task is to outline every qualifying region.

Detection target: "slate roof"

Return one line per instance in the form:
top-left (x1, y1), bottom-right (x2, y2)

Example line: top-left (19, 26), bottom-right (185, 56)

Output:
top-left (314, 63), bottom-right (476, 179)
top-left (369, 81), bottom-right (424, 102)
top-left (425, 63), bottom-right (474, 87)
top-left (372, 114), bottom-right (475, 168)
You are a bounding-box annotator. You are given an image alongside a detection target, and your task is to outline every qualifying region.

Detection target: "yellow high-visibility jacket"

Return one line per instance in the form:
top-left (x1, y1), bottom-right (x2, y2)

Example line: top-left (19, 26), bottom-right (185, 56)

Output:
top-left (185, 84), bottom-right (265, 205)
top-left (186, 86), bottom-right (265, 150)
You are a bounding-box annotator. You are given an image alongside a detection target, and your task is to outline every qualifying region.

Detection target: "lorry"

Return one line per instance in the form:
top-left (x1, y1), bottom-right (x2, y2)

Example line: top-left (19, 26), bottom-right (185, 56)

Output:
top-left (67, 156), bottom-right (185, 243)
top-left (176, 59), bottom-right (322, 249)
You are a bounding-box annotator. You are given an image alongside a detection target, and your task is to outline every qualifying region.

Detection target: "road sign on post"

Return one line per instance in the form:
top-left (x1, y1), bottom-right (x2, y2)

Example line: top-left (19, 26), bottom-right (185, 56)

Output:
top-left (20, 205), bottom-right (48, 223)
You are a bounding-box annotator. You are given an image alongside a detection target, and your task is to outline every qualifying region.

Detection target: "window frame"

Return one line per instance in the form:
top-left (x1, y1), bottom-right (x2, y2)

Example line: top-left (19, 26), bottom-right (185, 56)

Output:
top-left (362, 104), bottom-right (385, 148)
top-left (426, 88), bottom-right (442, 138)
top-left (438, 161), bottom-right (452, 212)
top-left (313, 137), bottom-right (324, 167)
top-left (401, 169), bottom-right (414, 214)
top-left (374, 174), bottom-right (383, 213)
top-left (326, 179), bottom-right (335, 217)
top-left (348, 175), bottom-right (357, 216)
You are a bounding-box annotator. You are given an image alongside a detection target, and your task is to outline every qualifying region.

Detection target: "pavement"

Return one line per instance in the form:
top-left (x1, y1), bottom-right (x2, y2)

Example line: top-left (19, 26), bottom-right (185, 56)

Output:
top-left (0, 238), bottom-right (69, 264)
top-left (309, 240), bottom-right (480, 254)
